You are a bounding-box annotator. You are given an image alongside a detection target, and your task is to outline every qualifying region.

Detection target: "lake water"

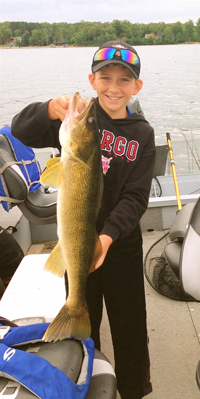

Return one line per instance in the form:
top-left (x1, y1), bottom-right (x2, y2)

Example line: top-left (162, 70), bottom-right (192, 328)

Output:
top-left (0, 44), bottom-right (200, 174)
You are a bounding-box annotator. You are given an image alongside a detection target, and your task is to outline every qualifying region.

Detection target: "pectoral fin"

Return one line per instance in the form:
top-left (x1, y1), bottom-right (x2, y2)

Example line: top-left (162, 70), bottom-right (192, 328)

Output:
top-left (45, 157), bottom-right (61, 168)
top-left (44, 242), bottom-right (66, 277)
top-left (40, 158), bottom-right (62, 187)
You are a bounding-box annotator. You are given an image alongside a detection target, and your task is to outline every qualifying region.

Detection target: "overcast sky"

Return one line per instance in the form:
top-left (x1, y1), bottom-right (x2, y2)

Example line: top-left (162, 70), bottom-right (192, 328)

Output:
top-left (0, 0), bottom-right (199, 25)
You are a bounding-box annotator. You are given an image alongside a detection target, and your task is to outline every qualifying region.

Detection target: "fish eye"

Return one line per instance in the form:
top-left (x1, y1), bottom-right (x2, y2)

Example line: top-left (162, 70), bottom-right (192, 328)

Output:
top-left (87, 117), bottom-right (95, 125)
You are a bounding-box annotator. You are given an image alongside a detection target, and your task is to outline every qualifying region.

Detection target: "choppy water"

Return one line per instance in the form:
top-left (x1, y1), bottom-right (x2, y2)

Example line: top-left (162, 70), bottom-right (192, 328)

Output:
top-left (0, 44), bottom-right (200, 173)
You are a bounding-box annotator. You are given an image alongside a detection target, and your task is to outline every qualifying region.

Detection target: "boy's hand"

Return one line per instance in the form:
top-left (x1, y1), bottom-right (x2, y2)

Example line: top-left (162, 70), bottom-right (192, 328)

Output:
top-left (94, 234), bottom-right (113, 270)
top-left (48, 95), bottom-right (72, 121)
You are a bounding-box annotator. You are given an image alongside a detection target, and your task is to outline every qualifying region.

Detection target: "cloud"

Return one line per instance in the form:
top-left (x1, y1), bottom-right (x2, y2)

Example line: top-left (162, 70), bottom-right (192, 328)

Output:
top-left (0, 0), bottom-right (199, 24)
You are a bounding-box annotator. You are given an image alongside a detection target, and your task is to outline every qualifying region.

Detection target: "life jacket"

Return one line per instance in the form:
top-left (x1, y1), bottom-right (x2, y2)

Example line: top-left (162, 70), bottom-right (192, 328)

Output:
top-left (0, 322), bottom-right (94, 399)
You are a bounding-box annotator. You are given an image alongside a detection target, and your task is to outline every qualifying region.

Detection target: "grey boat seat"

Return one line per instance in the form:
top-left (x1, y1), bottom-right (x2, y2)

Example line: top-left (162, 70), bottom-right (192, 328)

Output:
top-left (164, 197), bottom-right (200, 301)
top-left (0, 133), bottom-right (57, 225)
top-left (164, 241), bottom-right (182, 278)
top-left (0, 340), bottom-right (117, 398)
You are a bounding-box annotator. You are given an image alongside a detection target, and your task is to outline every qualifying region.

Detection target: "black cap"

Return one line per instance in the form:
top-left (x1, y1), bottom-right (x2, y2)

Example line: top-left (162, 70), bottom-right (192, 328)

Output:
top-left (91, 40), bottom-right (141, 79)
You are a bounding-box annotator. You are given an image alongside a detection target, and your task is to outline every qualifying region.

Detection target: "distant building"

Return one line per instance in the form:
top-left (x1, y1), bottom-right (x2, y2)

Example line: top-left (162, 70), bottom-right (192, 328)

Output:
top-left (6, 37), bottom-right (22, 45)
top-left (54, 41), bottom-right (66, 46)
top-left (145, 33), bottom-right (158, 39)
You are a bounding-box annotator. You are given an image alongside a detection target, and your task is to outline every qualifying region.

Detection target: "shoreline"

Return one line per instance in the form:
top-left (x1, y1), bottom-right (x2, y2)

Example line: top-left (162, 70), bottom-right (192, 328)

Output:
top-left (1, 42), bottom-right (199, 50)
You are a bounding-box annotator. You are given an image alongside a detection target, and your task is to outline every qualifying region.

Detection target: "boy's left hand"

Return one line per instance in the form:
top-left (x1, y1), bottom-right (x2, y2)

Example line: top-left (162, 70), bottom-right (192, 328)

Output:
top-left (47, 95), bottom-right (72, 121)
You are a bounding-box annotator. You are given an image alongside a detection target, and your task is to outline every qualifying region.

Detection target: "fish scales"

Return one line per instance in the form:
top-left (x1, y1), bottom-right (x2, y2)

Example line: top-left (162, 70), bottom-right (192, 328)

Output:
top-left (40, 93), bottom-right (103, 342)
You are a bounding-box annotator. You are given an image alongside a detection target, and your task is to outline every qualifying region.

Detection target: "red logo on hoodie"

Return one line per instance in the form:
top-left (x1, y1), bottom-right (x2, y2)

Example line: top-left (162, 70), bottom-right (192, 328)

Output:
top-left (102, 155), bottom-right (112, 175)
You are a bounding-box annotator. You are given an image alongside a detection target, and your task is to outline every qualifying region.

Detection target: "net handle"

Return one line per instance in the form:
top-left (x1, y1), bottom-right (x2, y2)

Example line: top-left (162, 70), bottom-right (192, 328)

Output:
top-left (166, 132), bottom-right (182, 211)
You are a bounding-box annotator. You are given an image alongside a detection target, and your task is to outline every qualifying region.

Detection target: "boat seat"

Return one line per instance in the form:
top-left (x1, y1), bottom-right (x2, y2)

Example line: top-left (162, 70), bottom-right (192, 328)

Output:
top-left (169, 202), bottom-right (196, 241)
top-left (0, 131), bottom-right (57, 225)
top-left (164, 242), bottom-right (182, 277)
top-left (180, 196), bottom-right (200, 301)
top-left (150, 144), bottom-right (168, 197)
top-left (164, 203), bottom-right (195, 276)
top-left (18, 187), bottom-right (57, 224)
top-left (153, 144), bottom-right (168, 177)
top-left (164, 197), bottom-right (200, 301)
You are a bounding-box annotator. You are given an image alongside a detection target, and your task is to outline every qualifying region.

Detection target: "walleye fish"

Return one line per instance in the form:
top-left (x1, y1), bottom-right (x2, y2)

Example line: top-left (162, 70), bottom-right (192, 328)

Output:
top-left (40, 93), bottom-right (103, 342)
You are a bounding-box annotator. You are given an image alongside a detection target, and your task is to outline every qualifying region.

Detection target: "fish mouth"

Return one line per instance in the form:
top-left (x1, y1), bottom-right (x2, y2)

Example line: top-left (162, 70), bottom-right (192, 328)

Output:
top-left (69, 93), bottom-right (96, 143)
top-left (60, 93), bottom-right (96, 151)
top-left (72, 92), bottom-right (95, 123)
top-left (65, 92), bottom-right (95, 131)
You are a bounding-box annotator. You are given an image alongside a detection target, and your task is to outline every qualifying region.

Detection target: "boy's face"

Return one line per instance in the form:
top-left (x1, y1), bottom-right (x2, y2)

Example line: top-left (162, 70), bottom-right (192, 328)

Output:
top-left (89, 64), bottom-right (143, 119)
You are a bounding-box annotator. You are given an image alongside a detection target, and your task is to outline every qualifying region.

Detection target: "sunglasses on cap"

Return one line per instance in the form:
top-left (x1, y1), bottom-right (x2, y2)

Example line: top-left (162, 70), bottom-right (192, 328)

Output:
top-left (93, 47), bottom-right (140, 66)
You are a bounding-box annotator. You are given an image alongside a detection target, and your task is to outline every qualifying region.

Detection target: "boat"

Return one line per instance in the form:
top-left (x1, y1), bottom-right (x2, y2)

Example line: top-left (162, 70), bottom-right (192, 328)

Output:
top-left (0, 126), bottom-right (200, 398)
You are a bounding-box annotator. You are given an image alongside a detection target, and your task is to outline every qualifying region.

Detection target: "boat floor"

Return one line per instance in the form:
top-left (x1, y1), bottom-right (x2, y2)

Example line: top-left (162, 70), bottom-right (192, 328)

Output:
top-left (37, 230), bottom-right (200, 399)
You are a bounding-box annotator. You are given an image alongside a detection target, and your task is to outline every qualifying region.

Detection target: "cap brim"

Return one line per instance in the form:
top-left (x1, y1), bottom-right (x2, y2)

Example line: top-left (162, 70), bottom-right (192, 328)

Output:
top-left (92, 59), bottom-right (139, 79)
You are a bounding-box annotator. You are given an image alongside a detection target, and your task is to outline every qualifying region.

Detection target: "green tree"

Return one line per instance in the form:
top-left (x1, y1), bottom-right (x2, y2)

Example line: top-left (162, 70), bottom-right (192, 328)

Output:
top-left (148, 22), bottom-right (159, 35)
top-left (145, 37), bottom-right (154, 45)
top-left (112, 20), bottom-right (124, 37)
top-left (73, 29), bottom-right (87, 46)
top-left (172, 22), bottom-right (184, 43)
top-left (195, 18), bottom-right (200, 41)
top-left (163, 25), bottom-right (173, 43)
top-left (29, 29), bottom-right (44, 46)
top-left (98, 30), bottom-right (117, 45)
top-left (137, 23), bottom-right (148, 38)
top-left (0, 29), bottom-right (5, 44)
top-left (14, 29), bottom-right (21, 37)
top-left (21, 30), bottom-right (30, 46)
top-left (171, 21), bottom-right (182, 36)
top-left (118, 20), bottom-right (133, 39)
top-left (41, 22), bottom-right (53, 45)
top-left (0, 27), bottom-right (13, 44)
top-left (176, 31), bottom-right (184, 43)
top-left (183, 19), bottom-right (195, 42)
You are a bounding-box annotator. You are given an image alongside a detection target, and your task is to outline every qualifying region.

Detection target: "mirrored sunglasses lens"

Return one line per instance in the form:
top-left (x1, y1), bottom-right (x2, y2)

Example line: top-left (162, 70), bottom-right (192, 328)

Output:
top-left (121, 50), bottom-right (139, 65)
top-left (94, 48), bottom-right (116, 61)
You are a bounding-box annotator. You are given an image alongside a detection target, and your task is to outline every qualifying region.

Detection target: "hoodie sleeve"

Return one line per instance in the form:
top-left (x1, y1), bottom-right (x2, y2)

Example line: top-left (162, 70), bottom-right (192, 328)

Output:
top-left (11, 101), bottom-right (61, 150)
top-left (99, 128), bottom-right (156, 242)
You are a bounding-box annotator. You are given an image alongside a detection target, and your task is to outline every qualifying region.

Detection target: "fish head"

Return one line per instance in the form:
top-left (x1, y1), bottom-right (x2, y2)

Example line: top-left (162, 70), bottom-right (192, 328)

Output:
top-left (59, 93), bottom-right (99, 158)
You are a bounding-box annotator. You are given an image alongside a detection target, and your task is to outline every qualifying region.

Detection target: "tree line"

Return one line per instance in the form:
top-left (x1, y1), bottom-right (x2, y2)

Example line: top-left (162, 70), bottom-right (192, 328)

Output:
top-left (0, 19), bottom-right (199, 47)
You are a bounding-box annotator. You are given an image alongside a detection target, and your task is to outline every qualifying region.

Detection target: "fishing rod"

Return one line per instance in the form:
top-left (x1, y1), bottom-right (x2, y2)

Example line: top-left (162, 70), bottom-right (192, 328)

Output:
top-left (181, 130), bottom-right (200, 170)
top-left (176, 121), bottom-right (200, 171)
top-left (166, 132), bottom-right (182, 211)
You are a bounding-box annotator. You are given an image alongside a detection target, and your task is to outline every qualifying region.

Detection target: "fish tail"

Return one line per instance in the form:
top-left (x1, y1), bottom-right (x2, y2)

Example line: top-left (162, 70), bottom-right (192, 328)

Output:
top-left (43, 301), bottom-right (91, 342)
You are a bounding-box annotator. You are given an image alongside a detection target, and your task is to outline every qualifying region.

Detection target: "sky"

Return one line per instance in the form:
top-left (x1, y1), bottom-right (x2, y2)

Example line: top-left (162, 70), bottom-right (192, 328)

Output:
top-left (0, 0), bottom-right (199, 25)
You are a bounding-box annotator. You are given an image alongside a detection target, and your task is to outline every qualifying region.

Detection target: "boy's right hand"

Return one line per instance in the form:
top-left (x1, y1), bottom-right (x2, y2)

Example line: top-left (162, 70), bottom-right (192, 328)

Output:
top-left (47, 95), bottom-right (72, 121)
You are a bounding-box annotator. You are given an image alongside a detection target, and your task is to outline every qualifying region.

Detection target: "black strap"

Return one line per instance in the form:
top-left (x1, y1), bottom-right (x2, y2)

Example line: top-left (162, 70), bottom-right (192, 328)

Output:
top-left (0, 316), bottom-right (18, 327)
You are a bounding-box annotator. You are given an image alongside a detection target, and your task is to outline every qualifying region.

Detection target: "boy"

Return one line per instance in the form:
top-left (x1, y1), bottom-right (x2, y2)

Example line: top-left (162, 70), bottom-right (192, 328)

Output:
top-left (11, 41), bottom-right (156, 399)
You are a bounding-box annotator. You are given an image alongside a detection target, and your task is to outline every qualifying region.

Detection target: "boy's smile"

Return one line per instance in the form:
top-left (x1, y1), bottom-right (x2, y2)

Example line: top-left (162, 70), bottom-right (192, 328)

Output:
top-left (89, 64), bottom-right (143, 119)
